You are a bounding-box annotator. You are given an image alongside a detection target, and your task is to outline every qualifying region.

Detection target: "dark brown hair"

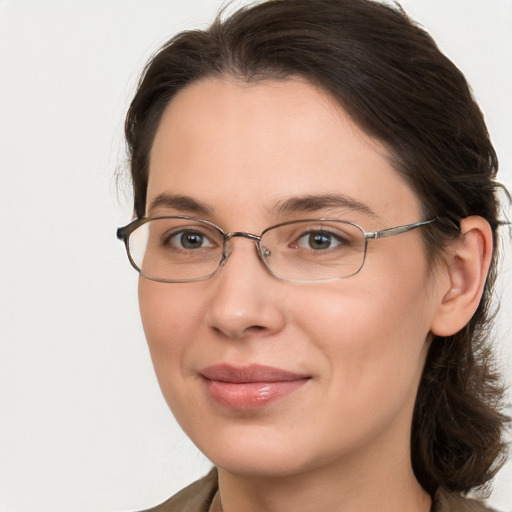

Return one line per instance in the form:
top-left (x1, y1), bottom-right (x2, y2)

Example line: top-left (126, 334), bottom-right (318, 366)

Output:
top-left (124, 0), bottom-right (509, 496)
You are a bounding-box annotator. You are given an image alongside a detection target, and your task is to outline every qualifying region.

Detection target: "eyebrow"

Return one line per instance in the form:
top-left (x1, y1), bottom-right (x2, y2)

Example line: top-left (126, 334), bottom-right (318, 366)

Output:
top-left (147, 193), bottom-right (212, 216)
top-left (147, 192), bottom-right (378, 220)
top-left (272, 193), bottom-right (379, 218)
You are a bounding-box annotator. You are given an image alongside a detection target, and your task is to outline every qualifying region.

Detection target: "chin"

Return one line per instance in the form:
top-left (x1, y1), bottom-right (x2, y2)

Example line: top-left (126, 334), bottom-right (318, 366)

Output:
top-left (209, 449), bottom-right (310, 478)
top-left (187, 423), bottom-right (312, 477)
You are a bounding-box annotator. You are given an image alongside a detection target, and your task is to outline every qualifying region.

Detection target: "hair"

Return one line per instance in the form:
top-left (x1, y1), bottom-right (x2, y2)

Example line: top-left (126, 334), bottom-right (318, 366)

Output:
top-left (124, 0), bottom-right (509, 497)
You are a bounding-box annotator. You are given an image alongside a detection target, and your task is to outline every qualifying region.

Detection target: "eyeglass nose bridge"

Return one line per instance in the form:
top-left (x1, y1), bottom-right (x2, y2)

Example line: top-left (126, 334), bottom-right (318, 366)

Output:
top-left (225, 231), bottom-right (261, 243)
top-left (220, 231), bottom-right (269, 271)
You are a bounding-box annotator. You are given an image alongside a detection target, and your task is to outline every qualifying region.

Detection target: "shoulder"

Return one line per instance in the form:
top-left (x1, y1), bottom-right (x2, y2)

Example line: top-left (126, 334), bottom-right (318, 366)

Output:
top-left (138, 468), bottom-right (218, 512)
top-left (434, 488), bottom-right (499, 512)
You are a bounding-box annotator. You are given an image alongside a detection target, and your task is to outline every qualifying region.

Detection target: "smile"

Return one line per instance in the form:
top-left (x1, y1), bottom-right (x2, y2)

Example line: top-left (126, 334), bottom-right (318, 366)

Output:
top-left (200, 364), bottom-right (311, 410)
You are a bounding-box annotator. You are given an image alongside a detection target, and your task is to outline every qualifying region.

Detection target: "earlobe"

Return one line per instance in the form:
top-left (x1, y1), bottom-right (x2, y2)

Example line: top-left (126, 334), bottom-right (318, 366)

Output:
top-left (430, 216), bottom-right (493, 337)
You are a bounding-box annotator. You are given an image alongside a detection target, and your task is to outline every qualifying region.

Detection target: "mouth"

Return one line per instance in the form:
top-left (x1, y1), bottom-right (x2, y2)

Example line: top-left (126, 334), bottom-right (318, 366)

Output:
top-left (200, 364), bottom-right (311, 410)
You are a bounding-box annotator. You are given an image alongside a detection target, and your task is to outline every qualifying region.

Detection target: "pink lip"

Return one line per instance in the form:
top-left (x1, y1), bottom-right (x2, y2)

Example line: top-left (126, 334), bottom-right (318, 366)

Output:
top-left (200, 364), bottom-right (310, 410)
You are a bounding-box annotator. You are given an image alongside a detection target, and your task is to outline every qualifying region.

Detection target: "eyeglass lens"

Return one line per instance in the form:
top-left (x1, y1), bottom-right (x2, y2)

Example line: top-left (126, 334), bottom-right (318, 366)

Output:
top-left (127, 218), bottom-right (367, 282)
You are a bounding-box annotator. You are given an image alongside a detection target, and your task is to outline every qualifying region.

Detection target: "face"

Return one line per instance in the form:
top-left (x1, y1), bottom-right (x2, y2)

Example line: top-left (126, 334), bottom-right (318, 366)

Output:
top-left (139, 78), bottom-right (443, 480)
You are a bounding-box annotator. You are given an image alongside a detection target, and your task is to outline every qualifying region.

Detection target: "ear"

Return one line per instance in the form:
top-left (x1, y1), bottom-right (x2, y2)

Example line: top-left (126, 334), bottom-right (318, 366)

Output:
top-left (430, 216), bottom-right (493, 337)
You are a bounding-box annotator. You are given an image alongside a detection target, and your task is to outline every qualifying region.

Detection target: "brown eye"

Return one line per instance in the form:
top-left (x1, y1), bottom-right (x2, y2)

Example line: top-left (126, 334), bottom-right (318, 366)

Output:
top-left (167, 230), bottom-right (214, 250)
top-left (296, 231), bottom-right (343, 251)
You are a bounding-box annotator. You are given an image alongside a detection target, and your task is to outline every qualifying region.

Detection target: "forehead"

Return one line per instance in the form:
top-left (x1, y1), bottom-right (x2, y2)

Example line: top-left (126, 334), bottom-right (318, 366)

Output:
top-left (148, 78), bottom-right (421, 226)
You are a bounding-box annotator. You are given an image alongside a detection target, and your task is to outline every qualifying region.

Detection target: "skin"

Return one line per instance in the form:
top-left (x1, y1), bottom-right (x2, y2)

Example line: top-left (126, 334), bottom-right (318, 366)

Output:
top-left (138, 78), bottom-right (489, 512)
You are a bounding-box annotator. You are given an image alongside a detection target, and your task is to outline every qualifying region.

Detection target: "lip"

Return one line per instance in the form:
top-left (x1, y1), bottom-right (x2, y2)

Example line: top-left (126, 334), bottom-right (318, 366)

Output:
top-left (200, 364), bottom-right (311, 410)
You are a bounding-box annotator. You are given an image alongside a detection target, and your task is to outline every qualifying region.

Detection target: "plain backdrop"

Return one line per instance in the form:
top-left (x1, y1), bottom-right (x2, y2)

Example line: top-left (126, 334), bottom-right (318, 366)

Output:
top-left (0, 1), bottom-right (511, 511)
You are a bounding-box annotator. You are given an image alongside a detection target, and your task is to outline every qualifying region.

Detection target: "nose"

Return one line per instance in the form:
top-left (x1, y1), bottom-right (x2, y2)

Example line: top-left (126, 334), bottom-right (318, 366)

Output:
top-left (204, 236), bottom-right (287, 340)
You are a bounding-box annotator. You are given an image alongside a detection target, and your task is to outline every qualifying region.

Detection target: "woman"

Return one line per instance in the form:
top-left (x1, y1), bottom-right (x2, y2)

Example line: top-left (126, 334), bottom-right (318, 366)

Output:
top-left (117, 0), bottom-right (510, 510)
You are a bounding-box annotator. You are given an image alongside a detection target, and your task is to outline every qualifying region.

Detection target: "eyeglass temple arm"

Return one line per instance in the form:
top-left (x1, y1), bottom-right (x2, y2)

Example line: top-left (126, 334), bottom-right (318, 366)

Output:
top-left (365, 219), bottom-right (436, 240)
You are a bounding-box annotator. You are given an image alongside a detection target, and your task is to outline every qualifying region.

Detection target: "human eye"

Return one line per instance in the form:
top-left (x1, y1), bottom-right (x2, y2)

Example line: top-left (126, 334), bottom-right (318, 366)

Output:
top-left (288, 221), bottom-right (358, 253)
top-left (166, 229), bottom-right (216, 250)
top-left (294, 230), bottom-right (346, 251)
top-left (148, 219), bottom-right (221, 255)
top-left (270, 221), bottom-right (364, 263)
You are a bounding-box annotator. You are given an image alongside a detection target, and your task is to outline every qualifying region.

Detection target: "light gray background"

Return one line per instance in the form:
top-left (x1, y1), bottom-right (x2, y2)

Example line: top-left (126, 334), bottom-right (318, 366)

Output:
top-left (0, 1), bottom-right (510, 511)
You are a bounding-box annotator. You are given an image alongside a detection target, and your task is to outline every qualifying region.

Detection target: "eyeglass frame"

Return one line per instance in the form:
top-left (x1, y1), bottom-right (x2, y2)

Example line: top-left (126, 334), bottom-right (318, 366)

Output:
top-left (117, 216), bottom-right (437, 284)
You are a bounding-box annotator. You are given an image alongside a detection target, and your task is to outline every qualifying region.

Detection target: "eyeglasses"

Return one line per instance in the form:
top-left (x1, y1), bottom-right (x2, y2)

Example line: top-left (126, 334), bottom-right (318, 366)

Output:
top-left (117, 216), bottom-right (436, 283)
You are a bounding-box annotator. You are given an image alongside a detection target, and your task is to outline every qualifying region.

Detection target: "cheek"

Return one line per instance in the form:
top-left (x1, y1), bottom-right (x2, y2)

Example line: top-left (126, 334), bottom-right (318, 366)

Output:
top-left (138, 279), bottom-right (203, 375)
top-left (353, 242), bottom-right (435, 352)
top-left (296, 259), bottom-right (433, 401)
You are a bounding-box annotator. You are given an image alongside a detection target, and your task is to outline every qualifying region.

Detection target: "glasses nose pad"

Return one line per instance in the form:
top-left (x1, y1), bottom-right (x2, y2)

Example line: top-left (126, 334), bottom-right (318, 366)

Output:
top-left (259, 244), bottom-right (271, 258)
top-left (256, 243), bottom-right (272, 271)
top-left (219, 241), bottom-right (233, 269)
